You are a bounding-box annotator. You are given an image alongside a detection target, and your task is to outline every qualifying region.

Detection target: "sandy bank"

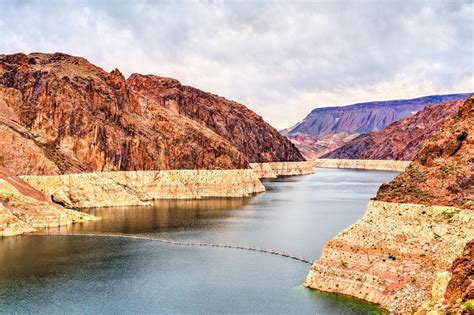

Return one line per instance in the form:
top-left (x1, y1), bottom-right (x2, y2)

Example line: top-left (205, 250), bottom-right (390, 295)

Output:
top-left (312, 159), bottom-right (410, 172)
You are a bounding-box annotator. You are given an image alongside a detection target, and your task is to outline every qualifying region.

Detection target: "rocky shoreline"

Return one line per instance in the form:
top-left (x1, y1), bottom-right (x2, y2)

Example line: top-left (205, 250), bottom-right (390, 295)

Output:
top-left (21, 169), bottom-right (266, 209)
top-left (249, 162), bottom-right (314, 178)
top-left (0, 167), bottom-right (95, 237)
top-left (306, 95), bottom-right (473, 313)
top-left (1, 162), bottom-right (313, 236)
top-left (313, 159), bottom-right (410, 172)
top-left (304, 200), bottom-right (473, 313)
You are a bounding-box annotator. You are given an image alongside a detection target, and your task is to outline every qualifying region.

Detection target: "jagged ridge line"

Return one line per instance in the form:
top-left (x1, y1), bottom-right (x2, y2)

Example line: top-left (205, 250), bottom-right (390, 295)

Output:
top-left (28, 232), bottom-right (314, 265)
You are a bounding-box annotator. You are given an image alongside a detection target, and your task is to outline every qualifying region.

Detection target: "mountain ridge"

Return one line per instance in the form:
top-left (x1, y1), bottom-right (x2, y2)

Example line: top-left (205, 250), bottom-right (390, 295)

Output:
top-left (0, 52), bottom-right (303, 175)
top-left (282, 93), bottom-right (471, 159)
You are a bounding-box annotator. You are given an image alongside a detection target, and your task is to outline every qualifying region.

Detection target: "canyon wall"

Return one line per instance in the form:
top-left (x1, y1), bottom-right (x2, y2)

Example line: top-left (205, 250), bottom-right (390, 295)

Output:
top-left (0, 167), bottom-right (94, 237)
top-left (306, 95), bottom-right (473, 313)
top-left (0, 53), bottom-right (305, 177)
top-left (304, 201), bottom-right (473, 313)
top-left (312, 159), bottom-right (410, 172)
top-left (249, 162), bottom-right (314, 178)
top-left (128, 74), bottom-right (304, 163)
top-left (21, 169), bottom-right (265, 209)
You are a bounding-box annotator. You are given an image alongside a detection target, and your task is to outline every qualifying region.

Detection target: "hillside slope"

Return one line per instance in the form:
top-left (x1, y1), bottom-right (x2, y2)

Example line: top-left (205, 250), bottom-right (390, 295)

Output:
top-left (0, 53), bottom-right (303, 175)
top-left (323, 99), bottom-right (464, 161)
top-left (377, 94), bottom-right (473, 209)
top-left (305, 95), bottom-right (473, 313)
top-left (283, 93), bottom-right (470, 159)
top-left (127, 74), bottom-right (304, 163)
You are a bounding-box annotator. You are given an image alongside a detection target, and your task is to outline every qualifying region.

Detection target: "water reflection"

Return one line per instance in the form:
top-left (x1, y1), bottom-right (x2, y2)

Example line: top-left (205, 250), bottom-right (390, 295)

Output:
top-left (52, 198), bottom-right (254, 234)
top-left (0, 169), bottom-right (396, 314)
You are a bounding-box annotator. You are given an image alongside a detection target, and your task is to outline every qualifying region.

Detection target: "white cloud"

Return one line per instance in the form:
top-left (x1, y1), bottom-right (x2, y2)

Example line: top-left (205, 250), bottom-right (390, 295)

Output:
top-left (0, 0), bottom-right (472, 129)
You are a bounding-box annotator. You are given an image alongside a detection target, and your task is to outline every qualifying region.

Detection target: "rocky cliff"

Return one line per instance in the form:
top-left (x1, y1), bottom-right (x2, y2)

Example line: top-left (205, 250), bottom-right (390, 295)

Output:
top-left (127, 74), bottom-right (304, 163)
top-left (249, 162), bottom-right (314, 178)
top-left (0, 53), bottom-right (305, 176)
top-left (0, 167), bottom-right (94, 237)
top-left (283, 93), bottom-right (470, 159)
top-left (21, 169), bottom-right (265, 209)
top-left (305, 95), bottom-right (474, 313)
top-left (312, 159), bottom-right (410, 172)
top-left (377, 95), bottom-right (473, 210)
top-left (323, 100), bottom-right (464, 161)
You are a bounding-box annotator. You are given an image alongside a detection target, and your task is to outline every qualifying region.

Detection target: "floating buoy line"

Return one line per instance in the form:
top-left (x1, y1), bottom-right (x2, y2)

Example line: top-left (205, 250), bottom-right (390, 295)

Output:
top-left (28, 232), bottom-right (314, 265)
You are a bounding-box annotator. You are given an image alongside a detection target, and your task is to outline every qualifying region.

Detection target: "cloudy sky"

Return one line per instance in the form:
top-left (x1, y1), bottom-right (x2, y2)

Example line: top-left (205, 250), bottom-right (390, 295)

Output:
top-left (1, 0), bottom-right (472, 129)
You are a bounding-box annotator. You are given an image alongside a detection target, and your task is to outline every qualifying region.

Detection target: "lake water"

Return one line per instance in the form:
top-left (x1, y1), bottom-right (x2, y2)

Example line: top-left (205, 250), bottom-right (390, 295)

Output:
top-left (0, 169), bottom-right (398, 314)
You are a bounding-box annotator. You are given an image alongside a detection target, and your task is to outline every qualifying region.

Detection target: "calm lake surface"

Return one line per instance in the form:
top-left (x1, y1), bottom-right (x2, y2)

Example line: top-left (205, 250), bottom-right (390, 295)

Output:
top-left (0, 169), bottom-right (398, 314)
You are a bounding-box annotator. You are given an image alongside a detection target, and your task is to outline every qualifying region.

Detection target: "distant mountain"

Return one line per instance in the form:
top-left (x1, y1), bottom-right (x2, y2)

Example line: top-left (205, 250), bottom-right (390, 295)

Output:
top-left (323, 99), bottom-right (466, 160)
top-left (282, 93), bottom-right (471, 159)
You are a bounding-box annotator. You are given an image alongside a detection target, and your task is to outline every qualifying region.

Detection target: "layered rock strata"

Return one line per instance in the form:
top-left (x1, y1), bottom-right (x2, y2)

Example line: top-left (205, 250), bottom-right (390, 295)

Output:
top-left (304, 200), bottom-right (474, 313)
top-left (305, 95), bottom-right (473, 313)
top-left (0, 167), bottom-right (94, 237)
top-left (249, 162), bottom-right (314, 179)
top-left (21, 169), bottom-right (265, 209)
top-left (312, 159), bottom-right (410, 172)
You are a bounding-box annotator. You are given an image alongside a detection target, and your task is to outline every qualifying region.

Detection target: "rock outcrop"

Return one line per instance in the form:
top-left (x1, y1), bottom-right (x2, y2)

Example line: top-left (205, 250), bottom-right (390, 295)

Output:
top-left (377, 95), bottom-right (473, 210)
top-left (0, 167), bottom-right (93, 237)
top-left (283, 93), bottom-right (470, 159)
top-left (305, 95), bottom-right (474, 313)
top-left (22, 169), bottom-right (265, 209)
top-left (0, 53), bottom-right (305, 176)
top-left (249, 162), bottom-right (314, 179)
top-left (127, 74), bottom-right (304, 163)
top-left (312, 159), bottom-right (410, 172)
top-left (323, 100), bottom-right (464, 161)
top-left (304, 200), bottom-right (473, 313)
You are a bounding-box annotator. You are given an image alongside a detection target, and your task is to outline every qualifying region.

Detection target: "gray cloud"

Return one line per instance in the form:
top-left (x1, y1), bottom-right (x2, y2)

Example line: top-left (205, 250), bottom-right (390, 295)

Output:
top-left (1, 0), bottom-right (472, 128)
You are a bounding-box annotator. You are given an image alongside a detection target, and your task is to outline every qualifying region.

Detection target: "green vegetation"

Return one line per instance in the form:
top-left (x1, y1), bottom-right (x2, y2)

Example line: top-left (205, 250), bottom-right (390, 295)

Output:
top-left (407, 165), bottom-right (427, 181)
top-left (462, 300), bottom-right (474, 311)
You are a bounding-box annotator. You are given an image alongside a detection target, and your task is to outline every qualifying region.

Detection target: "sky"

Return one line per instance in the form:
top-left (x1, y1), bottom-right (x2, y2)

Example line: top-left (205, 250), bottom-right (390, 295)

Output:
top-left (0, 0), bottom-right (472, 129)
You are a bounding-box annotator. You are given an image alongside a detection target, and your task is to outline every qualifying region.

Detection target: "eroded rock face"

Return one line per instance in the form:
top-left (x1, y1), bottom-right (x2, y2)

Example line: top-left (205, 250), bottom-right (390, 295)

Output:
top-left (283, 93), bottom-right (470, 159)
top-left (249, 162), bottom-right (314, 178)
top-left (323, 100), bottom-right (464, 161)
top-left (127, 74), bottom-right (305, 163)
top-left (21, 169), bottom-right (265, 209)
top-left (306, 95), bottom-right (473, 313)
top-left (0, 167), bottom-right (93, 236)
top-left (377, 95), bottom-right (473, 210)
top-left (312, 159), bottom-right (410, 172)
top-left (444, 240), bottom-right (473, 305)
top-left (304, 201), bottom-right (474, 314)
top-left (0, 53), bottom-right (254, 175)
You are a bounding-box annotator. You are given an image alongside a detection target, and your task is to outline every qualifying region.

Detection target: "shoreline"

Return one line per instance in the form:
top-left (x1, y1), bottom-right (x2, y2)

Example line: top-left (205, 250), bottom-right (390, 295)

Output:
top-left (312, 159), bottom-right (410, 172)
top-left (1, 162), bottom-right (313, 237)
top-left (304, 200), bottom-right (474, 313)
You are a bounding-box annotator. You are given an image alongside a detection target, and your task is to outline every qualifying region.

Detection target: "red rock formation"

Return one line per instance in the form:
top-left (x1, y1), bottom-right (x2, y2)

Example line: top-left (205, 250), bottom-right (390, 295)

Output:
top-left (323, 100), bottom-right (464, 161)
top-left (127, 74), bottom-right (304, 163)
top-left (444, 240), bottom-right (474, 305)
top-left (0, 52), bottom-right (272, 174)
top-left (376, 94), bottom-right (473, 209)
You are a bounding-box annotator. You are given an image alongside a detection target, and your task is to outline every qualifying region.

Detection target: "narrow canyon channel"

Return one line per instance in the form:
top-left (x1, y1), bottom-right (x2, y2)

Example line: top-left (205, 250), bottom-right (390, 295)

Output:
top-left (0, 169), bottom-right (398, 314)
